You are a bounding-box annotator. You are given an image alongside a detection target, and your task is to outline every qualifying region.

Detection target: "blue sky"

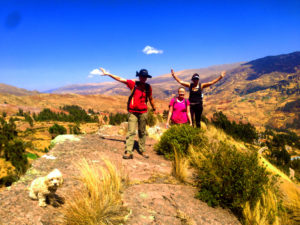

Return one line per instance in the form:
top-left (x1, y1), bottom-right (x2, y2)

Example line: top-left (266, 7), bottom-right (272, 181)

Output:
top-left (1, 0), bottom-right (300, 91)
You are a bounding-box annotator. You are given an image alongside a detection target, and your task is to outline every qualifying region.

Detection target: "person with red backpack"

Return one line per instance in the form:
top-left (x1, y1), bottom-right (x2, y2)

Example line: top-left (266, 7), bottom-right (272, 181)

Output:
top-left (166, 87), bottom-right (192, 128)
top-left (100, 68), bottom-right (156, 159)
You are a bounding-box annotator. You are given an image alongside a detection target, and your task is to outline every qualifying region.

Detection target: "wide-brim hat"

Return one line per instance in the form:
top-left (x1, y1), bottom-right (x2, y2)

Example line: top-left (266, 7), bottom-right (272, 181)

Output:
top-left (191, 73), bottom-right (200, 80)
top-left (136, 69), bottom-right (152, 78)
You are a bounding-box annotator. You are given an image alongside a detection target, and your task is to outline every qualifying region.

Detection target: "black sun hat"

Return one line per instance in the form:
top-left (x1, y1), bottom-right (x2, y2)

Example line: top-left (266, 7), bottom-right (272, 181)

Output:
top-left (136, 69), bottom-right (152, 78)
top-left (191, 73), bottom-right (200, 80)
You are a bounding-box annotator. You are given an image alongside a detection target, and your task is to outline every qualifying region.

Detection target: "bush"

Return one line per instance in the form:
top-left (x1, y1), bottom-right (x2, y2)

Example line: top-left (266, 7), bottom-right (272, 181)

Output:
top-left (195, 141), bottom-right (270, 219)
top-left (35, 105), bottom-right (98, 123)
top-left (154, 124), bottom-right (205, 159)
top-left (0, 117), bottom-right (18, 155)
top-left (109, 113), bottom-right (128, 125)
top-left (211, 111), bottom-right (258, 143)
top-left (16, 108), bottom-right (24, 116)
top-left (26, 153), bottom-right (38, 160)
top-left (25, 114), bottom-right (34, 127)
top-left (69, 124), bottom-right (81, 134)
top-left (4, 139), bottom-right (28, 174)
top-left (146, 110), bottom-right (156, 127)
top-left (0, 174), bottom-right (18, 187)
top-left (49, 123), bottom-right (67, 138)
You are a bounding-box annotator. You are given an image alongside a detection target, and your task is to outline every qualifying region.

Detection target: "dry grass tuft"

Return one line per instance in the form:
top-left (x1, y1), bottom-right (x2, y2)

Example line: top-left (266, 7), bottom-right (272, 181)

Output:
top-left (171, 146), bottom-right (189, 183)
top-left (62, 158), bottom-right (129, 225)
top-left (243, 188), bottom-right (280, 225)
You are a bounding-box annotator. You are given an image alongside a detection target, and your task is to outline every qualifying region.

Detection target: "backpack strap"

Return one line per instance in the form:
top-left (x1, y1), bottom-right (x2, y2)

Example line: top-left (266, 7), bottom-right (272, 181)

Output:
top-left (172, 97), bottom-right (187, 110)
top-left (127, 81), bottom-right (150, 111)
top-left (172, 97), bottom-right (177, 108)
top-left (144, 83), bottom-right (150, 103)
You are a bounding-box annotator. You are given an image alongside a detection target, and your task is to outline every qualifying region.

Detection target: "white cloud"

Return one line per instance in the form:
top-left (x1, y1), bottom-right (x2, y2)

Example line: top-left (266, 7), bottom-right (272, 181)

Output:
top-left (88, 68), bottom-right (109, 78)
top-left (142, 45), bottom-right (163, 55)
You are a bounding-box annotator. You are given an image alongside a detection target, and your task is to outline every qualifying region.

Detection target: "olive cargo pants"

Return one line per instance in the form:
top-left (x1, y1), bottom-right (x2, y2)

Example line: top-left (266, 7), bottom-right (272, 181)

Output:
top-left (125, 112), bottom-right (147, 154)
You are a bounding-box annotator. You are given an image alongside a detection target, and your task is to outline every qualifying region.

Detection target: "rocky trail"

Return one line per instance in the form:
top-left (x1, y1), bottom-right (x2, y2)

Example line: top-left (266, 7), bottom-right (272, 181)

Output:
top-left (0, 126), bottom-right (240, 225)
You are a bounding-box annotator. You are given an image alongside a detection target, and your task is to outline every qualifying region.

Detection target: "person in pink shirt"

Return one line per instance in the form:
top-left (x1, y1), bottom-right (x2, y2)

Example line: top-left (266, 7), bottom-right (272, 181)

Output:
top-left (166, 87), bottom-right (192, 128)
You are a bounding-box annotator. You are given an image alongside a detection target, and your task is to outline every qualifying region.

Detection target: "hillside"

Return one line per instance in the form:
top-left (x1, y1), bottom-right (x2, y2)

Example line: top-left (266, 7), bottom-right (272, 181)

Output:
top-left (0, 83), bottom-right (39, 96)
top-left (204, 51), bottom-right (300, 132)
top-left (0, 93), bottom-right (169, 115)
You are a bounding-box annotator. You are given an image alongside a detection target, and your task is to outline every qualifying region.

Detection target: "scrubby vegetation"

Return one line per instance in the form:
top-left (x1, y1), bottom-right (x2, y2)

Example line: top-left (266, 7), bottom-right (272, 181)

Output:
top-left (0, 117), bottom-right (28, 186)
top-left (262, 128), bottom-right (300, 175)
top-left (109, 112), bottom-right (128, 125)
top-left (49, 123), bottom-right (67, 138)
top-left (146, 109), bottom-right (156, 127)
top-left (211, 111), bottom-right (258, 143)
top-left (154, 124), bottom-right (204, 159)
top-left (34, 105), bottom-right (99, 123)
top-left (193, 142), bottom-right (271, 218)
top-left (68, 124), bottom-right (81, 134)
top-left (155, 123), bottom-right (292, 224)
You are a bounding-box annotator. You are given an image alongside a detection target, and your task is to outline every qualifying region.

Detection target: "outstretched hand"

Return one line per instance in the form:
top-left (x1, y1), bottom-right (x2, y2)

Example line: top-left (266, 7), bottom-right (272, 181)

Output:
top-left (221, 71), bottom-right (226, 78)
top-left (100, 68), bottom-right (109, 76)
top-left (171, 69), bottom-right (175, 76)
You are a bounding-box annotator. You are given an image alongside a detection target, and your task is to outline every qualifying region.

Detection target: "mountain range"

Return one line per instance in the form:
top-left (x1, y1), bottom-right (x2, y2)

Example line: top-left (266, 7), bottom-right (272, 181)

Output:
top-left (0, 51), bottom-right (299, 133)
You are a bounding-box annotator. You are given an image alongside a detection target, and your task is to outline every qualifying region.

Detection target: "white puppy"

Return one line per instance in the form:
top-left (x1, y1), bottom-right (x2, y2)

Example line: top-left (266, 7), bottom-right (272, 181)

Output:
top-left (29, 169), bottom-right (63, 207)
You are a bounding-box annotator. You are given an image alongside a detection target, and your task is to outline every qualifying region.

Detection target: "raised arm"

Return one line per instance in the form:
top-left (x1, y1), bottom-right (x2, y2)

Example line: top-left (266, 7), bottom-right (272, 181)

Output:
top-left (171, 69), bottom-right (190, 88)
top-left (201, 71), bottom-right (226, 89)
top-left (100, 68), bottom-right (127, 84)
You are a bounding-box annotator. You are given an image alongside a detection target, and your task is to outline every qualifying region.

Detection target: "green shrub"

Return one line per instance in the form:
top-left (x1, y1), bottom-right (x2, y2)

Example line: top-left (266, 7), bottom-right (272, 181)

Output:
top-left (26, 153), bottom-right (38, 160)
top-left (195, 141), bottom-right (270, 219)
top-left (0, 174), bottom-right (18, 187)
top-left (35, 105), bottom-right (98, 123)
top-left (154, 124), bottom-right (205, 159)
top-left (146, 110), bottom-right (156, 127)
top-left (16, 108), bottom-right (24, 116)
top-left (4, 139), bottom-right (28, 174)
top-left (49, 123), bottom-right (67, 138)
top-left (211, 111), bottom-right (258, 143)
top-left (69, 124), bottom-right (81, 134)
top-left (109, 113), bottom-right (128, 125)
top-left (25, 114), bottom-right (34, 127)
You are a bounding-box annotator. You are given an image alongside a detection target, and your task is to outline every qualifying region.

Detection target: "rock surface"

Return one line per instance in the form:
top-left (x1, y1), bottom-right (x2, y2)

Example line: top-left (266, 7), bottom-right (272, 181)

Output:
top-left (0, 129), bottom-right (240, 225)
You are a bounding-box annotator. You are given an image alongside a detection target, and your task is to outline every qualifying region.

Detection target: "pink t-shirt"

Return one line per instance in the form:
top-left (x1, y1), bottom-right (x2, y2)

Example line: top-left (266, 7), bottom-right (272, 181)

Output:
top-left (169, 98), bottom-right (190, 124)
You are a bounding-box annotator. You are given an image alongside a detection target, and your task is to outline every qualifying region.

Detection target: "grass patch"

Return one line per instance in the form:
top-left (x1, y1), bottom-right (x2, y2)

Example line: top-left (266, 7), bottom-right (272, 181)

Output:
top-left (62, 158), bottom-right (129, 225)
top-left (26, 153), bottom-right (38, 160)
top-left (171, 146), bottom-right (188, 183)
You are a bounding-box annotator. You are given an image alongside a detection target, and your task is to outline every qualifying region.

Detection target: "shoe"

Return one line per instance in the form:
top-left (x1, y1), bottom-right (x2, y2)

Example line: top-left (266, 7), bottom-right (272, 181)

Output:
top-left (123, 154), bottom-right (133, 159)
top-left (140, 152), bottom-right (149, 159)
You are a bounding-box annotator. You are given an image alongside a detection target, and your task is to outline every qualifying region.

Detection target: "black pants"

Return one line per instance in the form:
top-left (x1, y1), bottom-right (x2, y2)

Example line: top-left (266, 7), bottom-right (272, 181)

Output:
top-left (190, 103), bottom-right (203, 128)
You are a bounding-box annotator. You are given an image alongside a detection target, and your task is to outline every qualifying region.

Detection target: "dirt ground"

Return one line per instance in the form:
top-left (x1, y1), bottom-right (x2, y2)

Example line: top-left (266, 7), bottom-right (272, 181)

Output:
top-left (0, 128), bottom-right (240, 225)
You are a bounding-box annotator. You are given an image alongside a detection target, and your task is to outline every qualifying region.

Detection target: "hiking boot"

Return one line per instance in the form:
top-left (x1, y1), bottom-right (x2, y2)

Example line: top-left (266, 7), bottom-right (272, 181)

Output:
top-left (140, 152), bottom-right (149, 159)
top-left (123, 154), bottom-right (133, 159)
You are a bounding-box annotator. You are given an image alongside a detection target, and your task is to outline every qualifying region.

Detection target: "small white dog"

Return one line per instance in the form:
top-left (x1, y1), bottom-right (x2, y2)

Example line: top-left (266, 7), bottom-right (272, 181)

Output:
top-left (29, 169), bottom-right (63, 207)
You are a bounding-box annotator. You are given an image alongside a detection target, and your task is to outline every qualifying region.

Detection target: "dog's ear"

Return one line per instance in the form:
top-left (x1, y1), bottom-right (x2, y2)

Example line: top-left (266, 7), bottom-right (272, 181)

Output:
top-left (44, 177), bottom-right (50, 186)
top-left (59, 176), bottom-right (64, 186)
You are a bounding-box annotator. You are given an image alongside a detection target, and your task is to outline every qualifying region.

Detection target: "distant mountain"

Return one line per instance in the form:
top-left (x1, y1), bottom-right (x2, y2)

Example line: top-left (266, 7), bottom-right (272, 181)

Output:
top-left (46, 63), bottom-right (242, 99)
top-left (244, 51), bottom-right (300, 80)
top-left (203, 51), bottom-right (300, 131)
top-left (0, 83), bottom-right (39, 96)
